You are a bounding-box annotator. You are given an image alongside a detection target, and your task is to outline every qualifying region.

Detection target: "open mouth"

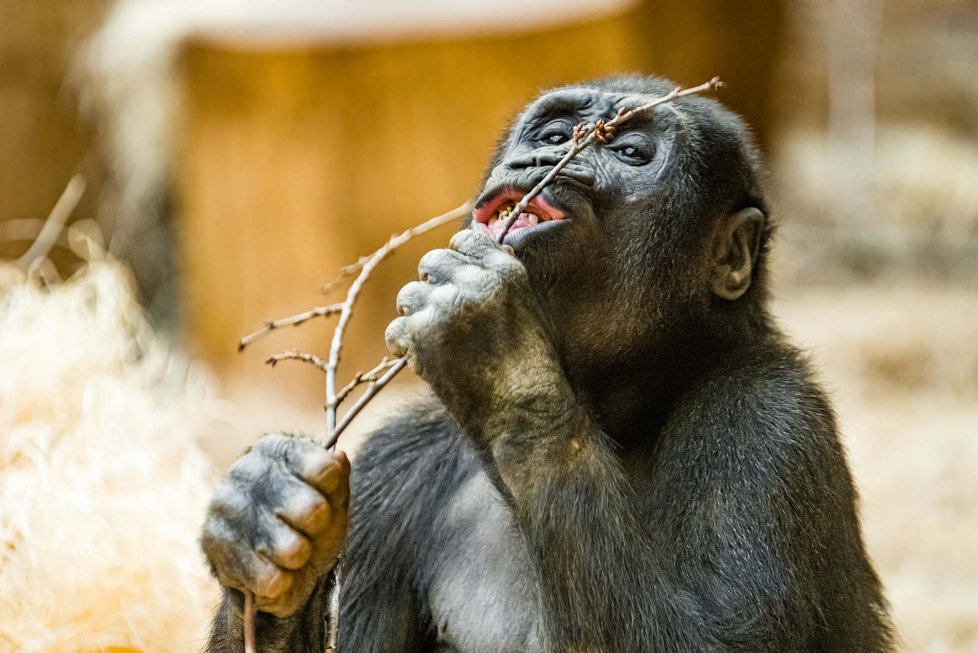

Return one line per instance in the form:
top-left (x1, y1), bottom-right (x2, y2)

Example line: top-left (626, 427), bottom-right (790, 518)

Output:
top-left (473, 189), bottom-right (566, 241)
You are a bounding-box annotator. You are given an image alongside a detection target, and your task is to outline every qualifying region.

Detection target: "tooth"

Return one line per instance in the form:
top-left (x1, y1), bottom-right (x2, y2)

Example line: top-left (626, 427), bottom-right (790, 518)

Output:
top-left (527, 214), bottom-right (538, 225)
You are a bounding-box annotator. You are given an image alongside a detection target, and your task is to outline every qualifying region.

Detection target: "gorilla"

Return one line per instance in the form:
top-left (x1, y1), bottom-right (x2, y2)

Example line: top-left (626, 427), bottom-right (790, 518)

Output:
top-left (201, 76), bottom-right (893, 652)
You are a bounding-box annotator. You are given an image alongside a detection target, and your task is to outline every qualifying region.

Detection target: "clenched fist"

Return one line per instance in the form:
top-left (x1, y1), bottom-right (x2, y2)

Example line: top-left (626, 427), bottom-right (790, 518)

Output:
top-left (385, 228), bottom-right (574, 442)
top-left (201, 434), bottom-right (349, 618)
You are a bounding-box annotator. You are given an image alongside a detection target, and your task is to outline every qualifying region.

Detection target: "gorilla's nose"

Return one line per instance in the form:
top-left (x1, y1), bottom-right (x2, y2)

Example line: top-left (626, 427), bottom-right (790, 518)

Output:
top-left (503, 148), bottom-right (566, 171)
top-left (493, 149), bottom-right (596, 188)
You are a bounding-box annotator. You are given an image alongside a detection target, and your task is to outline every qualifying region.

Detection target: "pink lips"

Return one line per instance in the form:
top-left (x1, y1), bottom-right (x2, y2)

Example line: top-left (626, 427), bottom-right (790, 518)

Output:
top-left (473, 190), bottom-right (565, 241)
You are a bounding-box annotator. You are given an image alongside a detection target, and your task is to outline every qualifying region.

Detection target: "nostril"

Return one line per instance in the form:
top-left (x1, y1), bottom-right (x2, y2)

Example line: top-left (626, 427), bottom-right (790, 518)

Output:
top-left (533, 150), bottom-right (564, 168)
top-left (503, 148), bottom-right (565, 171)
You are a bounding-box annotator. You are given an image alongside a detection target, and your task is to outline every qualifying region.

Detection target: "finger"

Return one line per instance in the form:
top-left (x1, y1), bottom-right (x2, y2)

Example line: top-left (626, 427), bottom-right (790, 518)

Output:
top-left (257, 521), bottom-right (313, 571)
top-left (449, 228), bottom-right (504, 259)
top-left (418, 248), bottom-right (467, 284)
top-left (202, 515), bottom-right (289, 600)
top-left (275, 479), bottom-right (334, 537)
top-left (395, 281), bottom-right (430, 317)
top-left (385, 316), bottom-right (410, 358)
top-left (208, 482), bottom-right (252, 522)
top-left (306, 459), bottom-right (349, 509)
top-left (252, 554), bottom-right (296, 607)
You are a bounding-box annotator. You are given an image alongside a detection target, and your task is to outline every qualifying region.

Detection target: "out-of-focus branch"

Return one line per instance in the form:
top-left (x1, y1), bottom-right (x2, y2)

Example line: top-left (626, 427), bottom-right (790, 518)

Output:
top-left (16, 175), bottom-right (86, 270)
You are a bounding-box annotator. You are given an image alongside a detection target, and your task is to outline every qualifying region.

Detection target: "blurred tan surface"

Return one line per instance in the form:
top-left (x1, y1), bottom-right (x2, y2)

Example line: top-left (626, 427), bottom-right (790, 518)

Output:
top-left (774, 279), bottom-right (977, 652)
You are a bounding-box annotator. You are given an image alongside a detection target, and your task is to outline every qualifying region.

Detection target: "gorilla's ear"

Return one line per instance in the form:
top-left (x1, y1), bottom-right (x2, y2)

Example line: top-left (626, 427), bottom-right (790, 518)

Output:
top-left (709, 207), bottom-right (764, 301)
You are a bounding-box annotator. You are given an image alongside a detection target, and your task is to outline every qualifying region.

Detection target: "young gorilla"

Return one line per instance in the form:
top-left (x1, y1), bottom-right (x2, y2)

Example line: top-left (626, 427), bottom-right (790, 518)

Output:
top-left (201, 76), bottom-right (893, 652)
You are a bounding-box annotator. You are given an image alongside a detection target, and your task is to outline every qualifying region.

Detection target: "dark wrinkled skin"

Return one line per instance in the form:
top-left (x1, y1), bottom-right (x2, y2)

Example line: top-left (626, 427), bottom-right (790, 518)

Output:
top-left (202, 76), bottom-right (894, 652)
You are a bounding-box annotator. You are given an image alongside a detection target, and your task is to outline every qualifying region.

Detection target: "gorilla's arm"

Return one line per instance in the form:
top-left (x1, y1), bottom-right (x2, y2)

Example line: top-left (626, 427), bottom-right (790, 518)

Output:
top-left (385, 228), bottom-right (885, 651)
top-left (488, 349), bottom-right (878, 652)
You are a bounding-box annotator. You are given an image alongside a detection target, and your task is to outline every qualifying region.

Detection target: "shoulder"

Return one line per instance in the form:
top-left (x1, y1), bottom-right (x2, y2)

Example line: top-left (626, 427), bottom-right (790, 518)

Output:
top-left (664, 337), bottom-right (851, 496)
top-left (688, 338), bottom-right (838, 444)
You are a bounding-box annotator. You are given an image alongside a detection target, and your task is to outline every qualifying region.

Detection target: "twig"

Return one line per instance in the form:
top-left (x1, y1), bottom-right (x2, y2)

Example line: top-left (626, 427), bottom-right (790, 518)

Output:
top-left (334, 357), bottom-right (397, 406)
top-left (322, 202), bottom-right (471, 441)
top-left (496, 77), bottom-right (722, 242)
top-left (243, 590), bottom-right (257, 653)
top-left (328, 358), bottom-right (408, 447)
top-left (16, 175), bottom-right (86, 270)
top-left (239, 304), bottom-right (343, 351)
top-left (320, 202), bottom-right (471, 295)
top-left (265, 350), bottom-right (329, 373)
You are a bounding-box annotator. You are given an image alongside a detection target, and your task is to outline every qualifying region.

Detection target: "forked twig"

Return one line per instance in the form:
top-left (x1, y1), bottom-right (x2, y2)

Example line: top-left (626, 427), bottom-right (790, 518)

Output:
top-left (334, 357), bottom-right (398, 406)
top-left (329, 358), bottom-right (408, 448)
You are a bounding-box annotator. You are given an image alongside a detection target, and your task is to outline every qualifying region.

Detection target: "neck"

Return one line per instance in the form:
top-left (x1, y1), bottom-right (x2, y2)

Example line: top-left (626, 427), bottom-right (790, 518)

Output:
top-left (569, 310), bottom-right (763, 451)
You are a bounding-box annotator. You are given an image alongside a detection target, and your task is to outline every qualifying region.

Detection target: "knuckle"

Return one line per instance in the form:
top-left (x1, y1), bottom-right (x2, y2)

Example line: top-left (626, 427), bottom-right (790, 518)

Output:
top-left (395, 281), bottom-right (427, 316)
top-left (273, 529), bottom-right (312, 570)
top-left (209, 483), bottom-right (249, 519)
top-left (226, 453), bottom-right (266, 486)
top-left (278, 484), bottom-right (332, 534)
top-left (384, 318), bottom-right (408, 355)
top-left (448, 228), bottom-right (477, 251)
top-left (297, 448), bottom-right (333, 483)
top-left (258, 565), bottom-right (295, 600)
top-left (451, 228), bottom-right (498, 258)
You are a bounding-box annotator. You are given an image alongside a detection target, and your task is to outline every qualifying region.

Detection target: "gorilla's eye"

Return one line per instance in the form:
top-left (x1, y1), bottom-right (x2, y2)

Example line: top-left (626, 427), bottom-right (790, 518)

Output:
top-left (541, 131), bottom-right (570, 146)
top-left (611, 139), bottom-right (653, 165)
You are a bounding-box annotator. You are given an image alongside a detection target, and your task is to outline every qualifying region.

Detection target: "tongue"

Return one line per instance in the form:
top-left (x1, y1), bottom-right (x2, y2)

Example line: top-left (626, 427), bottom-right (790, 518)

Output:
top-left (489, 212), bottom-right (535, 240)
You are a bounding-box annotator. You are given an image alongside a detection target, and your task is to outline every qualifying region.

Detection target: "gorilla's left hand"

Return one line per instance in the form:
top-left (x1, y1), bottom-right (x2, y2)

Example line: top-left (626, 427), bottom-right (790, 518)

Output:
top-left (386, 228), bottom-right (575, 441)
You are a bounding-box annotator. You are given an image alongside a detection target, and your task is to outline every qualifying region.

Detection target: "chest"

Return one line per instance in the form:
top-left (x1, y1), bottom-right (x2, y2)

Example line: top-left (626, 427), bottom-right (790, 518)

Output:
top-left (426, 472), bottom-right (541, 652)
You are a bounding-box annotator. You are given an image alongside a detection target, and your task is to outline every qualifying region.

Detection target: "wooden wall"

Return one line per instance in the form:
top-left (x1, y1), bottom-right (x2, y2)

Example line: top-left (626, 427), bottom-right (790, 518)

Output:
top-left (175, 11), bottom-right (641, 402)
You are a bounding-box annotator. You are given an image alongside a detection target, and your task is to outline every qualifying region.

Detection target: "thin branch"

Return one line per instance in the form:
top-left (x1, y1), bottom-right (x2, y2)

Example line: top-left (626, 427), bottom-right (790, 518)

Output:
top-left (333, 357), bottom-right (397, 406)
top-left (320, 202), bottom-right (471, 295)
top-left (239, 303), bottom-right (343, 351)
top-left (243, 590), bottom-right (257, 653)
top-left (16, 175), bottom-right (86, 270)
top-left (265, 350), bottom-right (329, 373)
top-left (496, 77), bottom-right (722, 242)
top-left (328, 358), bottom-right (408, 448)
top-left (323, 202), bottom-right (471, 440)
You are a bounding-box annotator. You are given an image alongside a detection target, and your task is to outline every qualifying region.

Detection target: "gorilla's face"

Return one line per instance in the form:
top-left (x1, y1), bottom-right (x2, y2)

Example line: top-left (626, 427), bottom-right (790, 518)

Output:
top-left (466, 77), bottom-right (766, 383)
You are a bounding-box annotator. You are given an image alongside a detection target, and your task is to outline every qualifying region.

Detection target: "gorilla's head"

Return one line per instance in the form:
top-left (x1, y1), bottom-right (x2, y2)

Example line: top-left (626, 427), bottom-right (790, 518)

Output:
top-left (467, 76), bottom-right (772, 405)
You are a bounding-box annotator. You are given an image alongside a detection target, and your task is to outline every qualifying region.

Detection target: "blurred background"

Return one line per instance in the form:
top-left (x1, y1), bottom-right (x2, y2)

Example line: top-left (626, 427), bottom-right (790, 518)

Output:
top-left (0, 0), bottom-right (974, 650)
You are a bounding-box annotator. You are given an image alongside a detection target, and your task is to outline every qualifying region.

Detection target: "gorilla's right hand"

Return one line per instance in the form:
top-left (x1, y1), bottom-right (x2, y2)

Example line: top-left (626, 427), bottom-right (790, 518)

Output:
top-left (201, 434), bottom-right (350, 618)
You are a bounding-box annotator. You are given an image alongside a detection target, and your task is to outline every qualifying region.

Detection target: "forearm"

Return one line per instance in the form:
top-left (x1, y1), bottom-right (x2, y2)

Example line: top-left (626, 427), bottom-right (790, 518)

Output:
top-left (207, 576), bottom-right (332, 653)
top-left (488, 408), bottom-right (718, 651)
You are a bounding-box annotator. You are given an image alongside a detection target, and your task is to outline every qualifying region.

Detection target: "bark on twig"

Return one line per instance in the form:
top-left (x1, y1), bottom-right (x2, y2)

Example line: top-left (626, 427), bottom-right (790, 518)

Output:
top-left (322, 202), bottom-right (471, 442)
top-left (239, 304), bottom-right (343, 351)
top-left (265, 350), bottom-right (329, 373)
top-left (320, 203), bottom-right (472, 296)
